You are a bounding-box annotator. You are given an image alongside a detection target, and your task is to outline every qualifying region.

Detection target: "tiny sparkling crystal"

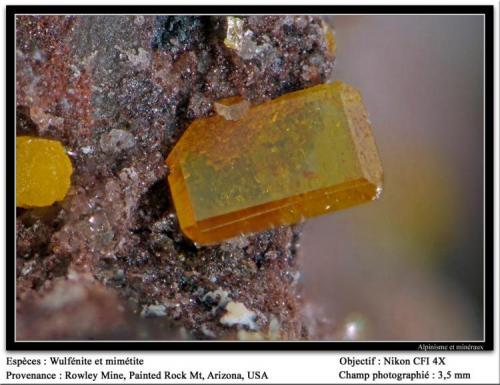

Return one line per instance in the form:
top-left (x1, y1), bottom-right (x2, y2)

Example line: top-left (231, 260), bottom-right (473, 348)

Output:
top-left (166, 81), bottom-right (383, 245)
top-left (16, 136), bottom-right (73, 208)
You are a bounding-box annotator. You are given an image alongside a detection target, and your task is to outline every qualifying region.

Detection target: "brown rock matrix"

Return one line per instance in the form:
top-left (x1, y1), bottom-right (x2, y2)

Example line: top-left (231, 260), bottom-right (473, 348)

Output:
top-left (16, 15), bottom-right (335, 340)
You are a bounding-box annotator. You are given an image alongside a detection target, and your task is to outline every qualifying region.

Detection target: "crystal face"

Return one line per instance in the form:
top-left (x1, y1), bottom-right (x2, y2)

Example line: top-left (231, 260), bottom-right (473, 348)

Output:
top-left (166, 81), bottom-right (383, 245)
top-left (16, 136), bottom-right (73, 208)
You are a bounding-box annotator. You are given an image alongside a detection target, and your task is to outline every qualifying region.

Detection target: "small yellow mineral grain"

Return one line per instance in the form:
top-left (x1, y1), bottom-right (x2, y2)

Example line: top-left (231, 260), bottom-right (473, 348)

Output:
top-left (167, 81), bottom-right (383, 245)
top-left (322, 20), bottom-right (336, 57)
top-left (224, 16), bottom-right (245, 50)
top-left (16, 136), bottom-right (73, 208)
top-left (213, 96), bottom-right (251, 121)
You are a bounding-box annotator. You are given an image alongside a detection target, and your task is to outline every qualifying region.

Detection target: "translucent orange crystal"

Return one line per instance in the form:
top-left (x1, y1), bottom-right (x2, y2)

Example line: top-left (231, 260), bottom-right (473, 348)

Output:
top-left (16, 136), bottom-right (73, 208)
top-left (167, 81), bottom-right (383, 245)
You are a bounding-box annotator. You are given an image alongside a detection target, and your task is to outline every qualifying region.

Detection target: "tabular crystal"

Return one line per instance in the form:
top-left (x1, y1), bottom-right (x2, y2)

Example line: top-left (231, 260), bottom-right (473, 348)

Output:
top-left (166, 81), bottom-right (383, 245)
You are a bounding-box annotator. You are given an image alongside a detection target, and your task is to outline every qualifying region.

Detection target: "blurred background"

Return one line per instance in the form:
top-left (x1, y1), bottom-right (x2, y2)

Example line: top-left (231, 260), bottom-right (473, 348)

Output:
top-left (301, 15), bottom-right (484, 340)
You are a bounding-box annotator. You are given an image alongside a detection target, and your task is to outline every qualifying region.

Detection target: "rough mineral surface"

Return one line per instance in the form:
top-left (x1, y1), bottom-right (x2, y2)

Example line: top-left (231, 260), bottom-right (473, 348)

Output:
top-left (16, 15), bottom-right (336, 340)
top-left (167, 82), bottom-right (383, 245)
top-left (16, 136), bottom-right (73, 208)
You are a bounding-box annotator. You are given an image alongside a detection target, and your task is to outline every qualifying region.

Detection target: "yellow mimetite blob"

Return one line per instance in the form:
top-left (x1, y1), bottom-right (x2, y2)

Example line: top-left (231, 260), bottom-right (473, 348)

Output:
top-left (16, 136), bottom-right (73, 208)
top-left (166, 81), bottom-right (383, 245)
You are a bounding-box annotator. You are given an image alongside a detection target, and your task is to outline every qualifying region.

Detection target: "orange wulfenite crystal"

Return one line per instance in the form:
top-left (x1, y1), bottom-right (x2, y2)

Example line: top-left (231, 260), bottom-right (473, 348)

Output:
top-left (16, 136), bottom-right (73, 208)
top-left (166, 81), bottom-right (383, 245)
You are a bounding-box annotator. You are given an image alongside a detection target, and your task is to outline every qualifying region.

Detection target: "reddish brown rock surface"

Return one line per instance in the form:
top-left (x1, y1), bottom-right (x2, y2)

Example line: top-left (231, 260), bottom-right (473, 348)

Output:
top-left (15, 15), bottom-right (335, 340)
